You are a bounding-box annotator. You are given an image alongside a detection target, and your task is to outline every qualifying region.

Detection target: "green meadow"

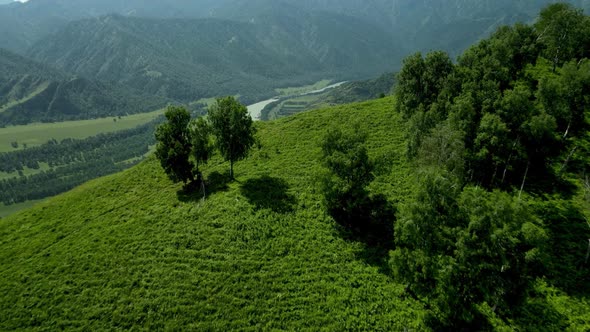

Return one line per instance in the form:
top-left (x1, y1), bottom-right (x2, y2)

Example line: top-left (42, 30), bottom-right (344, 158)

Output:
top-left (0, 97), bottom-right (588, 330)
top-left (0, 108), bottom-right (165, 152)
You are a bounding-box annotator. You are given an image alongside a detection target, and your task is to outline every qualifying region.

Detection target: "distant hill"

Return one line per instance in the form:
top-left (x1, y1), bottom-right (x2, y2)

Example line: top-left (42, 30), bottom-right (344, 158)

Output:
top-left (0, 48), bottom-right (167, 126)
top-left (261, 73), bottom-right (396, 120)
top-left (27, 14), bottom-right (399, 103)
top-left (2, 0), bottom-right (589, 58)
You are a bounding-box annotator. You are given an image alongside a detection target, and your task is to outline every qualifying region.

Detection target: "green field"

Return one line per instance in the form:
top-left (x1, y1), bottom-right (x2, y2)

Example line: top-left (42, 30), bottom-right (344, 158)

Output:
top-left (0, 97), bottom-right (588, 330)
top-left (263, 94), bottom-right (331, 120)
top-left (0, 108), bottom-right (165, 152)
top-left (275, 79), bottom-right (332, 96)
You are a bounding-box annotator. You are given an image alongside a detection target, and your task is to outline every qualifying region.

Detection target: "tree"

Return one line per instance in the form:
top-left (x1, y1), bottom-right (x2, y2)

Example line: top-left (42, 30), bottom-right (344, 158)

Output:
top-left (190, 117), bottom-right (214, 175)
top-left (208, 96), bottom-right (256, 179)
top-left (319, 126), bottom-right (395, 239)
top-left (535, 3), bottom-right (586, 71)
top-left (155, 106), bottom-right (194, 184)
top-left (395, 51), bottom-right (454, 119)
top-left (390, 171), bottom-right (545, 327)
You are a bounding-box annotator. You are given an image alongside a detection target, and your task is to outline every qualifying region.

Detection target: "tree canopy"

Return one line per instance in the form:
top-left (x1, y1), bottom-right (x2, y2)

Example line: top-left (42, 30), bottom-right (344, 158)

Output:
top-left (155, 106), bottom-right (194, 184)
top-left (208, 96), bottom-right (256, 179)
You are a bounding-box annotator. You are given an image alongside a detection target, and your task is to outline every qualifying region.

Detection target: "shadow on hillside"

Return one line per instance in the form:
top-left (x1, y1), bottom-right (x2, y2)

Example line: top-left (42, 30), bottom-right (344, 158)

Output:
top-left (332, 193), bottom-right (396, 275)
top-left (176, 171), bottom-right (232, 202)
top-left (510, 296), bottom-right (570, 331)
top-left (526, 171), bottom-right (578, 200)
top-left (240, 175), bottom-right (296, 213)
top-left (424, 310), bottom-right (493, 332)
top-left (537, 200), bottom-right (590, 297)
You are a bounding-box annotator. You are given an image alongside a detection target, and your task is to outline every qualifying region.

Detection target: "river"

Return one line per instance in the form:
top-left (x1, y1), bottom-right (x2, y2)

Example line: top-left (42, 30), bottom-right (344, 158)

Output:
top-left (247, 81), bottom-right (347, 120)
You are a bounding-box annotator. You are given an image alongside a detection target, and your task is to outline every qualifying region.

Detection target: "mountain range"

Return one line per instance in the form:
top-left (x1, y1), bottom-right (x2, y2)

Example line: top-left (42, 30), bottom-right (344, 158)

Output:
top-left (1, 0), bottom-right (589, 111)
top-left (26, 11), bottom-right (399, 103)
top-left (0, 48), bottom-right (167, 126)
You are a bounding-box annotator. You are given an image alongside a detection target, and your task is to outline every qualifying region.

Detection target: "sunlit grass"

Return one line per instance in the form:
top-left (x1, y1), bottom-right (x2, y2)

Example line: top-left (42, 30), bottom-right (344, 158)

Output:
top-left (0, 96), bottom-right (587, 330)
top-left (0, 108), bottom-right (165, 152)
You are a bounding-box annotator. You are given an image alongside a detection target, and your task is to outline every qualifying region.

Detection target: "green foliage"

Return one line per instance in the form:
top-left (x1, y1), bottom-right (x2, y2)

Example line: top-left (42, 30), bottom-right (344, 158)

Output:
top-left (189, 117), bottom-right (214, 174)
top-left (398, 3), bottom-right (590, 189)
top-left (208, 96), bottom-right (256, 178)
top-left (395, 51), bottom-right (454, 120)
top-left (417, 123), bottom-right (465, 181)
top-left (535, 3), bottom-right (589, 70)
top-left (321, 126), bottom-right (374, 189)
top-left (320, 127), bottom-right (376, 229)
top-left (391, 4), bottom-right (590, 327)
top-left (391, 172), bottom-right (545, 326)
top-left (155, 106), bottom-right (194, 184)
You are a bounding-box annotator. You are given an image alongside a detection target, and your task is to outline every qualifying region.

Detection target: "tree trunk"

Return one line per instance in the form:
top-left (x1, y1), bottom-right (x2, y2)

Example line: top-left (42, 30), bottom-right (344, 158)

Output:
top-left (563, 120), bottom-right (571, 139)
top-left (519, 161), bottom-right (530, 200)
top-left (559, 147), bottom-right (577, 175)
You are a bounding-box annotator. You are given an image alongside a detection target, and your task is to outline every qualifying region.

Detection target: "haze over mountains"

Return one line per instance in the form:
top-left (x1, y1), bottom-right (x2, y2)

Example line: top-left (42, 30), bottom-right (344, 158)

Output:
top-left (26, 12), bottom-right (398, 103)
top-left (0, 48), bottom-right (167, 125)
top-left (1, 0), bottom-right (587, 108)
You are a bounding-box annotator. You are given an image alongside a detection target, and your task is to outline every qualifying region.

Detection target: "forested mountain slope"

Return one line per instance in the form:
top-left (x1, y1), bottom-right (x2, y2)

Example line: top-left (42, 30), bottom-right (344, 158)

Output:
top-left (0, 48), bottom-right (167, 126)
top-left (27, 14), bottom-right (397, 103)
top-left (2, 0), bottom-right (589, 67)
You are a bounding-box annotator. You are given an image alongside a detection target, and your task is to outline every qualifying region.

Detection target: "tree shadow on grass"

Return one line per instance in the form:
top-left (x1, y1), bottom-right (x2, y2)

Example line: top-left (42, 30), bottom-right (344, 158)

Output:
top-left (240, 175), bottom-right (297, 213)
top-left (176, 171), bottom-right (232, 203)
top-left (330, 193), bottom-right (396, 275)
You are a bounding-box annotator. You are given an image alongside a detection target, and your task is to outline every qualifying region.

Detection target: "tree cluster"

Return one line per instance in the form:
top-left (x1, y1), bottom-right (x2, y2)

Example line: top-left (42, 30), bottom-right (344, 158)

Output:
top-left (0, 122), bottom-right (156, 205)
top-left (155, 96), bottom-right (256, 188)
top-left (322, 3), bottom-right (589, 328)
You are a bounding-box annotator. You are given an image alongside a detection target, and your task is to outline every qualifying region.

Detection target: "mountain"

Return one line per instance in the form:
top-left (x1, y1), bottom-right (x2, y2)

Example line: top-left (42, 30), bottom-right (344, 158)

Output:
top-left (0, 0), bottom-right (232, 52)
top-left (0, 48), bottom-right (167, 126)
top-left (0, 97), bottom-right (588, 330)
top-left (2, 0), bottom-right (589, 56)
top-left (27, 13), bottom-right (399, 103)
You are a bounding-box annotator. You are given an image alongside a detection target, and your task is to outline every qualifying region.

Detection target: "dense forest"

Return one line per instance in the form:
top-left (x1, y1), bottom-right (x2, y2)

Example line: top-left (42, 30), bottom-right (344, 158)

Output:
top-left (383, 3), bottom-right (590, 327)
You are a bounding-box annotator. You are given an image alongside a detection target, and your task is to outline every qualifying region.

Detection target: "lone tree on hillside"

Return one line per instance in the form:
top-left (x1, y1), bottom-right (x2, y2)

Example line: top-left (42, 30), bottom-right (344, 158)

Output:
top-left (155, 106), bottom-right (194, 184)
top-left (320, 126), bottom-right (395, 241)
top-left (208, 96), bottom-right (256, 179)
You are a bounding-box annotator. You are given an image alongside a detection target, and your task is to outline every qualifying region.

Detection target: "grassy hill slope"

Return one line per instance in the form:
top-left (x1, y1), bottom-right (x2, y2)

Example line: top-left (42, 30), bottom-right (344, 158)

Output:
top-left (0, 97), bottom-right (425, 330)
top-left (0, 97), bottom-right (588, 330)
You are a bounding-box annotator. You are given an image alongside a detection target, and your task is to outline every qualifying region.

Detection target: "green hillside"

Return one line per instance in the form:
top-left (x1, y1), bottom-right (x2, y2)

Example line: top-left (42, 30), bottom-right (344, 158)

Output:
top-left (0, 48), bottom-right (168, 126)
top-left (261, 73), bottom-right (396, 120)
top-left (1, 97), bottom-right (589, 330)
